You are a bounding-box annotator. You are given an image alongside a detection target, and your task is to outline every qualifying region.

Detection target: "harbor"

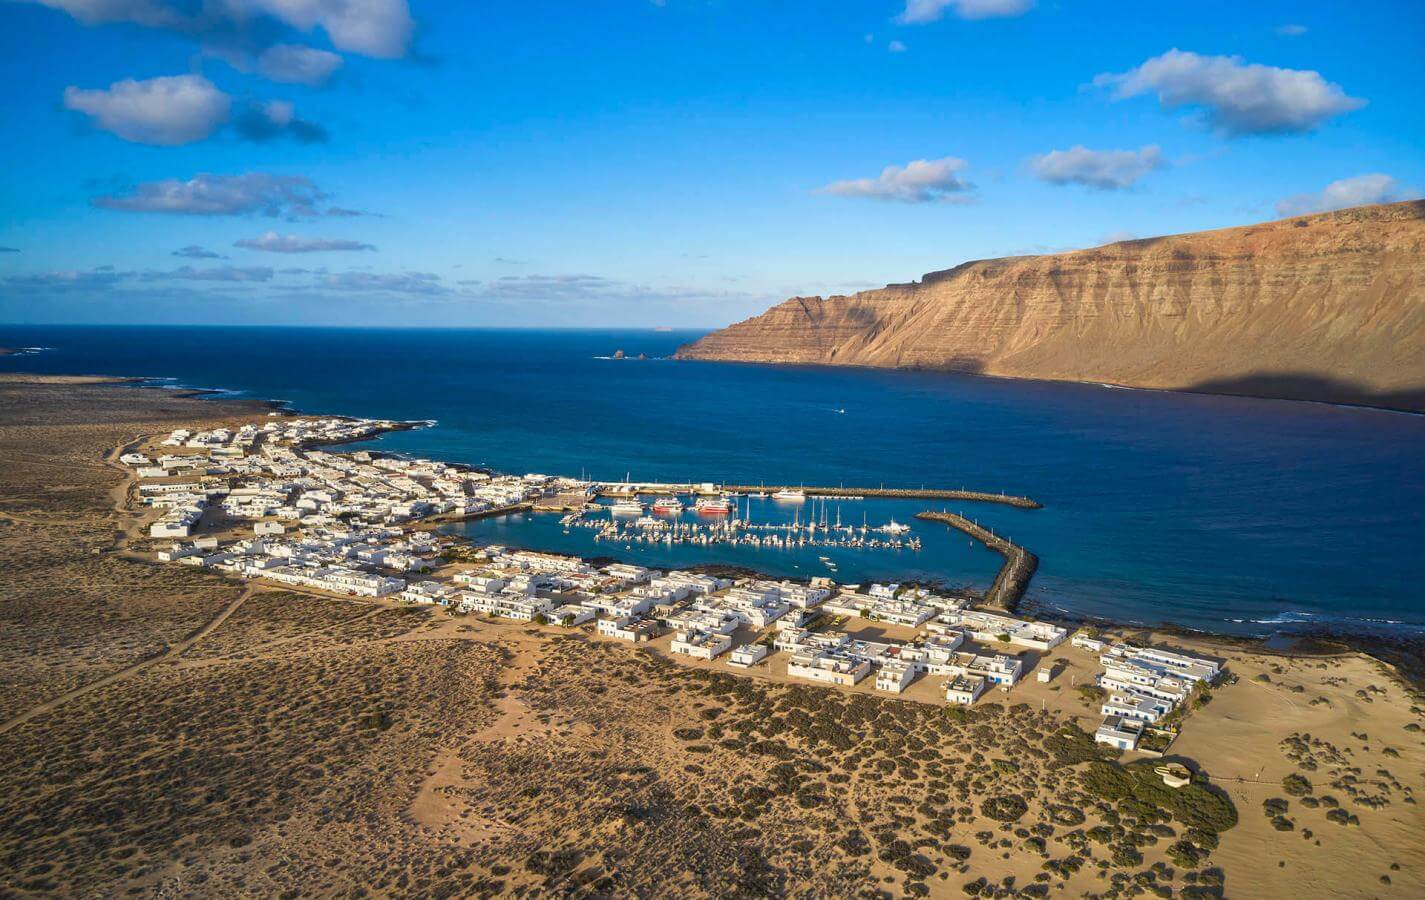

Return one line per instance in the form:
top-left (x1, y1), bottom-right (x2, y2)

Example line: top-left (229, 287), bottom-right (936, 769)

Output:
top-left (561, 497), bottom-right (923, 556)
top-left (452, 492), bottom-right (1006, 589)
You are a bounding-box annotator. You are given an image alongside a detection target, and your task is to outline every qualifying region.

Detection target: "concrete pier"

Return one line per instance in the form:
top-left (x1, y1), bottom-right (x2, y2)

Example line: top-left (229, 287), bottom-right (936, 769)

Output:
top-left (595, 481), bottom-right (1041, 509)
top-left (914, 510), bottom-right (1039, 612)
top-left (724, 486), bottom-right (1041, 509)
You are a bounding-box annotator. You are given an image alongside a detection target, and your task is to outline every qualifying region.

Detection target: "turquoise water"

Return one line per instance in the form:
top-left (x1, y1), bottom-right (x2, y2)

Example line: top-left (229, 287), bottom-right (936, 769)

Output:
top-left (3, 324), bottom-right (1422, 635)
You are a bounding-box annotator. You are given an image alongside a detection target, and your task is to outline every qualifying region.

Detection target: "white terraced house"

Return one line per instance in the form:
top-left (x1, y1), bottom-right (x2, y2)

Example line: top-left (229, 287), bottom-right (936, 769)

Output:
top-left (1101, 690), bottom-right (1174, 724)
top-left (461, 593), bottom-right (552, 621)
top-left (943, 610), bottom-right (1067, 650)
top-left (821, 593), bottom-right (935, 627)
top-left (875, 659), bottom-right (916, 693)
top-left (728, 643), bottom-right (769, 667)
top-left (548, 604), bottom-right (596, 627)
top-left (945, 675), bottom-right (986, 705)
top-left (670, 629), bottom-right (733, 660)
top-left (786, 650), bottom-right (871, 686)
top-left (944, 652), bottom-right (1024, 687)
top-left (1099, 657), bottom-right (1193, 705)
top-left (597, 615), bottom-right (659, 642)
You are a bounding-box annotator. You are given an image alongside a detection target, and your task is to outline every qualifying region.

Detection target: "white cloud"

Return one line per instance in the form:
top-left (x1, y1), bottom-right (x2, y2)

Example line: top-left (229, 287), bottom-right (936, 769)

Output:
top-left (92, 173), bottom-right (332, 217)
top-left (817, 157), bottom-right (974, 204)
top-left (1275, 174), bottom-right (1420, 217)
top-left (63, 74), bottom-right (230, 145)
top-left (256, 44), bottom-right (343, 86)
top-left (235, 231), bottom-right (375, 253)
top-left (1275, 24), bottom-right (1308, 37)
top-left (888, 40), bottom-right (908, 53)
top-left (1094, 49), bottom-right (1364, 136)
top-left (896, 0), bottom-right (1034, 24)
top-left (36, 0), bottom-right (415, 59)
top-left (1029, 145), bottom-right (1167, 190)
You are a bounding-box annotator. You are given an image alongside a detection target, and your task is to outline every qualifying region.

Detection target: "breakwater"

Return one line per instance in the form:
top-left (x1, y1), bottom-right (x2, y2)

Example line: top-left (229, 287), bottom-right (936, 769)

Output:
top-left (915, 510), bottom-right (1039, 612)
top-left (720, 485), bottom-right (1042, 509)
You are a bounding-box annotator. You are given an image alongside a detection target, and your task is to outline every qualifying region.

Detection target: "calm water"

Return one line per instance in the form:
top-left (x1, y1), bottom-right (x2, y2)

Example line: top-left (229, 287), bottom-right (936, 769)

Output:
top-left (4, 324), bottom-right (1423, 636)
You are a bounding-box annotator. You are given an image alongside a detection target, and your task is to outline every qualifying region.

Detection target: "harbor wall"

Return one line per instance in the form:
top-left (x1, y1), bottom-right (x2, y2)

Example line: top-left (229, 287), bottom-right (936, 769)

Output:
top-left (914, 510), bottom-right (1039, 612)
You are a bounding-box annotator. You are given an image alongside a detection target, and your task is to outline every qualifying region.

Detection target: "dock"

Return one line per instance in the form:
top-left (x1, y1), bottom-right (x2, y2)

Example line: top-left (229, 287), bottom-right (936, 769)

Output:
top-left (914, 510), bottom-right (1039, 612)
top-left (594, 481), bottom-right (1041, 509)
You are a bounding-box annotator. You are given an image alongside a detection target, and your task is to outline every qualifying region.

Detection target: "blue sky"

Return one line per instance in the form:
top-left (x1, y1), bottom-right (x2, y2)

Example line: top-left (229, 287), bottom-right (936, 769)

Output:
top-left (1, 0), bottom-right (1422, 327)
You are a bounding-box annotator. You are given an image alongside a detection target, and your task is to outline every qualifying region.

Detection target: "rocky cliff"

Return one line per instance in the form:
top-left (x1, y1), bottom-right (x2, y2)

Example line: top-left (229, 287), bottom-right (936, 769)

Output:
top-left (676, 201), bottom-right (1425, 411)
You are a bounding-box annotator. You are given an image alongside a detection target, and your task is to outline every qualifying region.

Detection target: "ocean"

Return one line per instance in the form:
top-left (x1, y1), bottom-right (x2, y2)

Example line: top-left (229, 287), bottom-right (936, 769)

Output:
top-left (4, 324), bottom-right (1423, 636)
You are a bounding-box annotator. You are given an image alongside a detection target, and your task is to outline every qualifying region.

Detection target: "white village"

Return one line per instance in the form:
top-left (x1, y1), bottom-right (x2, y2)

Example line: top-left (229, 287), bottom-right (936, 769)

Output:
top-left (125, 415), bottom-right (1224, 756)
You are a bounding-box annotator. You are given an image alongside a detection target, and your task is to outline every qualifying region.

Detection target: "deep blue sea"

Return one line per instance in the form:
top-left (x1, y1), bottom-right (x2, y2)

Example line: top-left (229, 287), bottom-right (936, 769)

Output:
top-left (4, 324), bottom-right (1423, 636)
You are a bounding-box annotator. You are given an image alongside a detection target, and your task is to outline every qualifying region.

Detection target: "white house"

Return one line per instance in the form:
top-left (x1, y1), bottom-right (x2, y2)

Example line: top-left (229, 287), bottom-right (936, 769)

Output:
top-left (945, 675), bottom-right (986, 705)
top-left (875, 660), bottom-right (916, 694)
top-left (670, 629), bottom-right (733, 660)
top-left (1095, 715), bottom-right (1145, 751)
top-left (728, 643), bottom-right (769, 667)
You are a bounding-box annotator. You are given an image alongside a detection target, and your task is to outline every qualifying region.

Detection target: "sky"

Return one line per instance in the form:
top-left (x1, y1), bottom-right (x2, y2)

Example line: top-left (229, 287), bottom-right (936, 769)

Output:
top-left (0, 0), bottom-right (1422, 328)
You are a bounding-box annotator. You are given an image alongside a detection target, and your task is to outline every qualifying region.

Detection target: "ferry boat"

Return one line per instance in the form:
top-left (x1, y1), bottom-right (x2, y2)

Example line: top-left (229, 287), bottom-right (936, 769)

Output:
top-left (610, 499), bottom-right (645, 516)
top-left (694, 497), bottom-right (731, 514)
top-left (772, 489), bottom-right (806, 502)
top-left (651, 497), bottom-right (684, 513)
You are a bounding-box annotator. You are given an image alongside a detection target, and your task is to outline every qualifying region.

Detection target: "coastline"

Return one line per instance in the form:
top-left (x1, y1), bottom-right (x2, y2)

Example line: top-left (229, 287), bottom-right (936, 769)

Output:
top-left (5, 371), bottom-right (1424, 896)
top-left (8, 369), bottom-right (1423, 683)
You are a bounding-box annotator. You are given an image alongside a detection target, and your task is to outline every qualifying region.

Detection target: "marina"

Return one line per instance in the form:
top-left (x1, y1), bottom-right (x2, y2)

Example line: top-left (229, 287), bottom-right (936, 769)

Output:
top-left (561, 497), bottom-right (924, 553)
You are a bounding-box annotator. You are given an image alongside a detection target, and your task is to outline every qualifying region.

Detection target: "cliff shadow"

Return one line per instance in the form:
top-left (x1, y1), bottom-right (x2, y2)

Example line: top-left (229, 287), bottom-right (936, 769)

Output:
top-left (1184, 372), bottom-right (1425, 415)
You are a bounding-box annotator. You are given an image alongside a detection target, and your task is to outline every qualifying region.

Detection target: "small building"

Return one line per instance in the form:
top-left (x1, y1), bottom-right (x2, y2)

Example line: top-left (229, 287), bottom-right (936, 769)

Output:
top-left (945, 675), bottom-right (986, 705)
top-left (1072, 631), bottom-right (1106, 653)
top-left (728, 643), bottom-right (769, 668)
top-left (1036, 664), bottom-right (1056, 684)
top-left (671, 629), bottom-right (733, 660)
top-left (549, 603), bottom-right (595, 627)
top-left (875, 660), bottom-right (916, 694)
top-left (1095, 715), bottom-right (1145, 751)
top-left (597, 615), bottom-right (659, 642)
top-left (787, 651), bottom-right (871, 687)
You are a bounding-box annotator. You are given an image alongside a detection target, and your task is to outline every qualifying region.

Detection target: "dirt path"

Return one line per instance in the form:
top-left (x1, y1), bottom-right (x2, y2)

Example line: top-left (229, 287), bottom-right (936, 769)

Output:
top-left (0, 582), bottom-right (257, 736)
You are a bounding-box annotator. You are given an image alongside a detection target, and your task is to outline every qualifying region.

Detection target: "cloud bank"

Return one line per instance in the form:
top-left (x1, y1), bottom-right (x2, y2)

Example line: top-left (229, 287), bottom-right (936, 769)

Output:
top-left (235, 232), bottom-right (375, 253)
top-left (92, 173), bottom-right (335, 217)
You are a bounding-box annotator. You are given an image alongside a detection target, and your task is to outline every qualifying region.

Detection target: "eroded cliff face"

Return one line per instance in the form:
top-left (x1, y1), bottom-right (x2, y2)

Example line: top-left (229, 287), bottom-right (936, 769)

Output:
top-left (676, 201), bottom-right (1425, 411)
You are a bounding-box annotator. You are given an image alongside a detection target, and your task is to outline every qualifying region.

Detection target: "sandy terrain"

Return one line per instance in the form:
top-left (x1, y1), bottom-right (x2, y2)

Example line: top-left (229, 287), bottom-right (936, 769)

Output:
top-left (1, 374), bottom-right (1421, 898)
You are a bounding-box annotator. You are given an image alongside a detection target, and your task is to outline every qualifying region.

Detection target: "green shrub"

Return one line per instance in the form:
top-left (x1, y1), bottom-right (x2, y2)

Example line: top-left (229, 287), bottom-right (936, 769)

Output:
top-left (981, 795), bottom-right (1029, 822)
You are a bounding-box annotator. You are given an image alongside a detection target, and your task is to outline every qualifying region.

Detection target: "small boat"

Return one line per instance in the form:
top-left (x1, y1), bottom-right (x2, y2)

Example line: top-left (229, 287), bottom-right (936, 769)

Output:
top-left (695, 497), bottom-right (731, 514)
top-left (880, 519), bottom-right (911, 535)
top-left (773, 489), bottom-right (806, 502)
top-left (610, 499), bottom-right (645, 516)
top-left (652, 497), bottom-right (683, 513)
